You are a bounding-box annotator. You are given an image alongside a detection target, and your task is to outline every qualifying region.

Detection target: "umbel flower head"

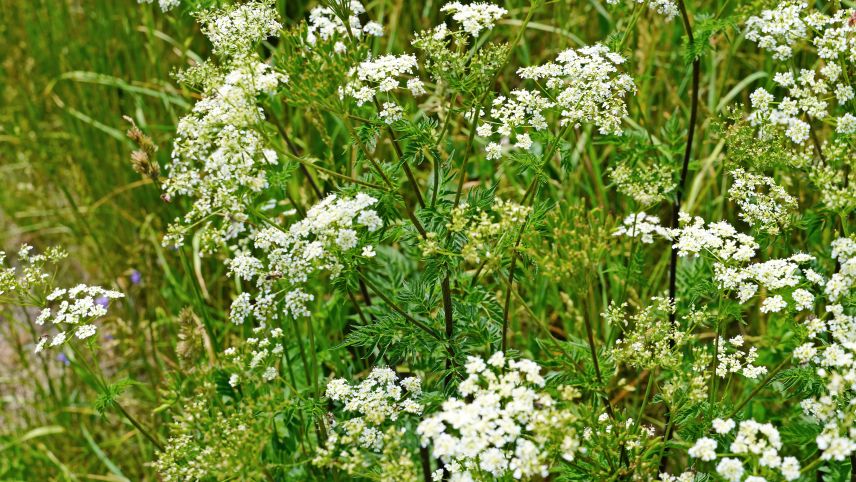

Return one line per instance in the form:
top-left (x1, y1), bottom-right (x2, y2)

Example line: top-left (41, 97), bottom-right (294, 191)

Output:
top-left (314, 367), bottom-right (424, 480)
top-left (440, 1), bottom-right (507, 37)
top-left (226, 193), bottom-right (383, 324)
top-left (0, 244), bottom-right (123, 353)
top-left (417, 352), bottom-right (580, 481)
top-left (161, 2), bottom-right (287, 252)
top-left (479, 43), bottom-right (635, 159)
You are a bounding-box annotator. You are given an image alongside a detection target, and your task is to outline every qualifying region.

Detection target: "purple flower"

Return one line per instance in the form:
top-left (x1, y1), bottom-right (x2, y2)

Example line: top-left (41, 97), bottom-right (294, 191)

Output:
top-left (95, 296), bottom-right (109, 308)
top-left (57, 352), bottom-right (70, 366)
top-left (130, 270), bottom-right (142, 285)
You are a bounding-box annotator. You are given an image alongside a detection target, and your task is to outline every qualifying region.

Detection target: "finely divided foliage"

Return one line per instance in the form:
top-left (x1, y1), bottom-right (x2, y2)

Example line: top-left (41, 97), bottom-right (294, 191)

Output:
top-left (2, 0), bottom-right (855, 480)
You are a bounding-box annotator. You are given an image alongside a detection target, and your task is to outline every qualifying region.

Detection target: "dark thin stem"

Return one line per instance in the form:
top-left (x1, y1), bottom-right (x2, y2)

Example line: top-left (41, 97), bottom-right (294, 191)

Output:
top-left (582, 312), bottom-right (616, 420)
top-left (373, 98), bottom-right (425, 208)
top-left (500, 178), bottom-right (538, 353)
top-left (442, 276), bottom-right (456, 378)
top-left (115, 401), bottom-right (165, 452)
top-left (661, 0), bottom-right (701, 473)
top-left (420, 444), bottom-right (433, 482)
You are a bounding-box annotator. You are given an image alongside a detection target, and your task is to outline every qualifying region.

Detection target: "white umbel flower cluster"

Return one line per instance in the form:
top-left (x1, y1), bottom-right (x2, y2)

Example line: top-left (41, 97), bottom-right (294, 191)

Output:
top-left (315, 368), bottom-right (423, 479)
top-left (305, 1), bottom-right (383, 46)
top-left (34, 284), bottom-right (124, 353)
top-left (728, 168), bottom-right (797, 234)
top-left (440, 2), bottom-right (507, 37)
top-left (688, 419), bottom-right (800, 481)
top-left (137, 0), bottom-right (180, 12)
top-left (794, 237), bottom-right (856, 462)
top-left (606, 0), bottom-right (679, 21)
top-left (745, 2), bottom-right (809, 60)
top-left (479, 44), bottom-right (635, 159)
top-left (612, 212), bottom-right (671, 244)
top-left (225, 194), bottom-right (382, 324)
top-left (517, 44), bottom-right (635, 135)
top-left (342, 54), bottom-right (424, 106)
top-left (716, 335), bottom-right (768, 379)
top-left (222, 325), bottom-right (286, 385)
top-left (162, 2), bottom-right (287, 251)
top-left (417, 352), bottom-right (580, 481)
top-left (746, 4), bottom-right (856, 142)
top-left (200, 2), bottom-right (282, 57)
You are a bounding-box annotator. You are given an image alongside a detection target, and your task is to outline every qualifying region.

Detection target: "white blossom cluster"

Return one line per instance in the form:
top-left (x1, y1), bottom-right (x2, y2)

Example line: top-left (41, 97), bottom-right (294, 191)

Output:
top-left (137, 0), bottom-right (180, 12)
top-left (746, 4), bottom-right (856, 143)
top-left (617, 212), bottom-right (822, 313)
top-left (417, 352), bottom-right (581, 481)
top-left (479, 44), bottom-right (634, 159)
top-left (749, 67), bottom-right (855, 144)
top-left (305, 1), bottom-right (383, 47)
top-left (315, 368), bottom-right (423, 479)
top-left (440, 2), bottom-right (507, 37)
top-left (715, 253), bottom-right (818, 311)
top-left (792, 237), bottom-right (856, 462)
top-left (200, 2), bottom-right (282, 58)
top-left (162, 3), bottom-right (287, 251)
top-left (727, 168), bottom-right (797, 234)
top-left (517, 44), bottom-right (635, 135)
top-left (745, 2), bottom-right (809, 61)
top-left (0, 244), bottom-right (123, 353)
top-left (480, 90), bottom-right (552, 159)
top-left (716, 335), bottom-right (768, 379)
top-left (688, 419), bottom-right (801, 481)
top-left (226, 194), bottom-right (382, 324)
top-left (612, 212), bottom-right (671, 244)
top-left (341, 54), bottom-right (425, 109)
top-left (606, 0), bottom-right (679, 21)
top-left (669, 213), bottom-right (758, 263)
top-left (222, 325), bottom-right (286, 386)
top-left (34, 284), bottom-right (124, 353)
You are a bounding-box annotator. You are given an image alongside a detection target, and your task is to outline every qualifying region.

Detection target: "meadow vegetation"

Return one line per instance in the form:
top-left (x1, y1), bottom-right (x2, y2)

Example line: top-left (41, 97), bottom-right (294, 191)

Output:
top-left (0, 0), bottom-right (854, 480)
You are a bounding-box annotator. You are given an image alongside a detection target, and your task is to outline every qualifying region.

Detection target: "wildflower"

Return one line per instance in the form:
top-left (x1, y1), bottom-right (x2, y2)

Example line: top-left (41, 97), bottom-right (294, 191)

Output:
top-left (713, 418), bottom-right (736, 434)
top-left (227, 194), bottom-right (382, 324)
top-left (517, 44), bottom-right (635, 136)
top-left (418, 353), bottom-right (580, 480)
top-left (606, 0), bottom-right (678, 20)
top-left (440, 2), bottom-right (507, 37)
top-left (728, 168), bottom-right (797, 234)
top-left (688, 437), bottom-right (717, 461)
top-left (745, 2), bottom-right (808, 61)
top-left (612, 212), bottom-right (670, 244)
top-left (716, 457), bottom-right (745, 482)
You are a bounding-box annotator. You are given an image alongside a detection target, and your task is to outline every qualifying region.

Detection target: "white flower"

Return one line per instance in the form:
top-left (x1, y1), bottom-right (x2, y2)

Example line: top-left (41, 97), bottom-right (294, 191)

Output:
top-left (228, 373), bottom-right (240, 387)
top-left (780, 456), bottom-right (801, 480)
top-left (407, 78), bottom-right (427, 96)
top-left (716, 457), bottom-right (745, 482)
top-left (688, 437), bottom-right (717, 461)
top-left (485, 142), bottom-right (502, 160)
top-left (712, 418), bottom-right (736, 434)
top-left (761, 295), bottom-right (787, 313)
top-left (440, 1), bottom-right (507, 37)
top-left (517, 44), bottom-right (635, 136)
top-left (75, 324), bottom-right (97, 340)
